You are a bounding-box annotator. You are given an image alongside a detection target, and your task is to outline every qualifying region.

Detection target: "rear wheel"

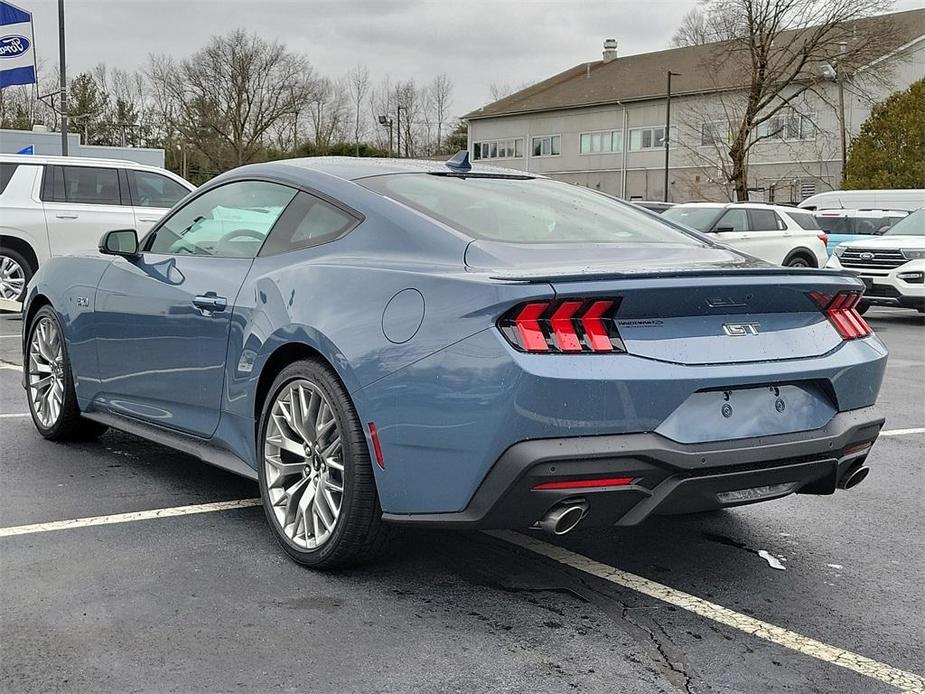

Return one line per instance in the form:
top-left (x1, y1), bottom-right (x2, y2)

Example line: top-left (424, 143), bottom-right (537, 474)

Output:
top-left (856, 300), bottom-right (871, 315)
top-left (26, 306), bottom-right (107, 441)
top-left (257, 359), bottom-right (391, 569)
top-left (0, 249), bottom-right (31, 304)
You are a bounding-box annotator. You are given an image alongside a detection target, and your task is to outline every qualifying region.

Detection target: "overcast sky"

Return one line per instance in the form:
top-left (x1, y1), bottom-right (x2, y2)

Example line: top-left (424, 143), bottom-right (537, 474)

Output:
top-left (21, 0), bottom-right (925, 118)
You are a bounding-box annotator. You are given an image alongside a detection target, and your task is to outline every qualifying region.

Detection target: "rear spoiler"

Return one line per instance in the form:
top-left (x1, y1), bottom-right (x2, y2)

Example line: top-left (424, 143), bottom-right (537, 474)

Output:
top-left (486, 267), bottom-right (863, 284)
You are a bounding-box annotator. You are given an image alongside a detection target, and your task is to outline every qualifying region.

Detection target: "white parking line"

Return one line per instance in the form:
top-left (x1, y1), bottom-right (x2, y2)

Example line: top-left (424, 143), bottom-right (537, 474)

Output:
top-left (0, 499), bottom-right (261, 538)
top-left (880, 427), bottom-right (925, 437)
top-left (489, 530), bottom-right (925, 692)
top-left (0, 413), bottom-right (29, 418)
top-left (0, 364), bottom-right (21, 371)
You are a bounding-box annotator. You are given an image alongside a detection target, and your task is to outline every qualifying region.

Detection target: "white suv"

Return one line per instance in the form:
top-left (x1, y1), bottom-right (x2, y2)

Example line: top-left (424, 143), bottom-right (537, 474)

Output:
top-left (0, 154), bottom-right (194, 305)
top-left (662, 202), bottom-right (828, 267)
top-left (826, 207), bottom-right (925, 313)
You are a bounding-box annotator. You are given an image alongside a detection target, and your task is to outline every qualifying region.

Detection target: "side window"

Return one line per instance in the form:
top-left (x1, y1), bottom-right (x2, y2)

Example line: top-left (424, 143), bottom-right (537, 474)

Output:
top-left (260, 192), bottom-right (359, 256)
top-left (40, 166), bottom-right (66, 202)
top-left (789, 211), bottom-right (822, 230)
top-left (145, 180), bottom-right (297, 258)
top-left (130, 170), bottom-right (190, 208)
top-left (714, 209), bottom-right (749, 232)
top-left (58, 166), bottom-right (122, 205)
top-left (0, 163), bottom-right (18, 195)
top-left (748, 209), bottom-right (780, 231)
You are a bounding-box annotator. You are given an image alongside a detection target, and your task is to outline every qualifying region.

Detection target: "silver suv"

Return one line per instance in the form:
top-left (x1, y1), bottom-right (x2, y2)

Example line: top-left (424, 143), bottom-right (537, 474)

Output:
top-left (0, 154), bottom-right (194, 306)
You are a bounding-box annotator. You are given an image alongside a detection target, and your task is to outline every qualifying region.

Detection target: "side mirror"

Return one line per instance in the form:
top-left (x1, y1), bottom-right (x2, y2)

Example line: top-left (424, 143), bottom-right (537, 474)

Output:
top-left (99, 229), bottom-right (139, 258)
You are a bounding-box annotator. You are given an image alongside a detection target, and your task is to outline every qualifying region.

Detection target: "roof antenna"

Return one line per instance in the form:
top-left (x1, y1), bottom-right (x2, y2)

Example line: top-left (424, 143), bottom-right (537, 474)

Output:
top-left (446, 150), bottom-right (472, 172)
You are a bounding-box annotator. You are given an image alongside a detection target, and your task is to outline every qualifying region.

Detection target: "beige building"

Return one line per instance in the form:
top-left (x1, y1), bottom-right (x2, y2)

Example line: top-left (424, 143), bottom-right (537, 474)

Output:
top-left (464, 9), bottom-right (925, 204)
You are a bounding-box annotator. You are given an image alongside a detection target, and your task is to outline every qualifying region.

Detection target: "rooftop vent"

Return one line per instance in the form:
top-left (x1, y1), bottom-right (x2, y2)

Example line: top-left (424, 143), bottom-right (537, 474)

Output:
top-left (602, 38), bottom-right (618, 63)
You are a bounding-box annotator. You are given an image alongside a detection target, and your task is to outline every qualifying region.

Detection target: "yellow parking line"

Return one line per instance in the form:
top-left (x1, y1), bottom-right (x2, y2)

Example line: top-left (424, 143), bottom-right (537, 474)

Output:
top-left (488, 530), bottom-right (925, 693)
top-left (0, 499), bottom-right (262, 538)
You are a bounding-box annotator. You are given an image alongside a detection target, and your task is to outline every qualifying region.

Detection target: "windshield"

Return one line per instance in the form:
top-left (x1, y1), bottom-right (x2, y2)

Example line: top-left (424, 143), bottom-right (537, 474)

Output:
top-left (816, 215), bottom-right (905, 235)
top-left (884, 208), bottom-right (925, 236)
top-left (360, 174), bottom-right (702, 245)
top-left (661, 206), bottom-right (724, 231)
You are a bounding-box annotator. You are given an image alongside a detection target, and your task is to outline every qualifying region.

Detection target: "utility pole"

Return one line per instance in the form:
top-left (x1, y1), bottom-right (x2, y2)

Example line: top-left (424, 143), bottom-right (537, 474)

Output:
top-left (837, 41), bottom-right (848, 185)
top-left (664, 71), bottom-right (681, 203)
top-left (57, 0), bottom-right (68, 156)
top-left (396, 105), bottom-right (407, 158)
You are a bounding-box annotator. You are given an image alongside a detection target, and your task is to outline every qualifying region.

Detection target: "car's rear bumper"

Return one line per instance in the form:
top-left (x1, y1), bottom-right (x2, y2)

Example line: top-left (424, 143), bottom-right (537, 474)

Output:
top-left (381, 407), bottom-right (884, 529)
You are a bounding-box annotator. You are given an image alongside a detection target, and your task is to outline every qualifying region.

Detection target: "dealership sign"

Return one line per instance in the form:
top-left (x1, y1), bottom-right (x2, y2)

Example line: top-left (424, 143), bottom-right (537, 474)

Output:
top-left (0, 1), bottom-right (36, 88)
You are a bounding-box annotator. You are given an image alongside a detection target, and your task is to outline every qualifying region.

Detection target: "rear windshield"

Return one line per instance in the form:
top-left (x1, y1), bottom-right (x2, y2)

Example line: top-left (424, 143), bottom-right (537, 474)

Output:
top-left (661, 206), bottom-right (724, 231)
top-left (815, 215), bottom-right (905, 235)
top-left (884, 208), bottom-right (924, 236)
top-left (360, 174), bottom-right (702, 245)
top-left (787, 210), bottom-right (822, 230)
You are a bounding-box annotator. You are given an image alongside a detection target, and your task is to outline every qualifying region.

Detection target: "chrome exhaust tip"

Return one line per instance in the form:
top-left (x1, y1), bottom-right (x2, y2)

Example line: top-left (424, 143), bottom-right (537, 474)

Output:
top-left (539, 500), bottom-right (588, 536)
top-left (840, 466), bottom-right (870, 490)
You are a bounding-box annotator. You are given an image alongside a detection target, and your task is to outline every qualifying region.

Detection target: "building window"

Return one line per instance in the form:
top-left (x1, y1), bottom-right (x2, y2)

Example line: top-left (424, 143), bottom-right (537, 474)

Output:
top-left (629, 126), bottom-right (677, 151)
top-left (579, 129), bottom-right (623, 154)
top-left (472, 138), bottom-right (524, 160)
top-left (700, 121), bottom-right (728, 147)
top-left (531, 135), bottom-right (561, 157)
top-left (755, 110), bottom-right (817, 142)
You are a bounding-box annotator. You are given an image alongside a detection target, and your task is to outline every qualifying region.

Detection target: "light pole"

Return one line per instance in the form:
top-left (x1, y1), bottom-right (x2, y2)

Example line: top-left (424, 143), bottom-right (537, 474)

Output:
top-left (396, 104), bottom-right (407, 157)
top-left (57, 0), bottom-right (68, 156)
top-left (822, 42), bottom-right (849, 186)
top-left (664, 71), bottom-right (681, 202)
top-left (377, 115), bottom-right (394, 156)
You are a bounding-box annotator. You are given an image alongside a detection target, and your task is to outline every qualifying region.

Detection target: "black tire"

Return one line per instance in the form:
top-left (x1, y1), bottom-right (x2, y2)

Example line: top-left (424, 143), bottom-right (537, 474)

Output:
top-left (26, 305), bottom-right (107, 441)
top-left (856, 300), bottom-right (871, 315)
top-left (257, 358), bottom-right (391, 569)
top-left (784, 254), bottom-right (814, 268)
top-left (0, 247), bottom-right (33, 305)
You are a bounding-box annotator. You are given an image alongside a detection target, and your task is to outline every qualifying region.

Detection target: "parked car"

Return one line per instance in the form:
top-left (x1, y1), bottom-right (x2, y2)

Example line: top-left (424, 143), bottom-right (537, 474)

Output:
top-left (0, 154), bottom-right (194, 305)
top-left (826, 207), bottom-right (925, 313)
top-left (799, 188), bottom-right (925, 212)
top-left (661, 202), bottom-right (828, 266)
top-left (814, 208), bottom-right (908, 255)
top-left (22, 155), bottom-right (886, 568)
top-left (632, 200), bottom-right (675, 214)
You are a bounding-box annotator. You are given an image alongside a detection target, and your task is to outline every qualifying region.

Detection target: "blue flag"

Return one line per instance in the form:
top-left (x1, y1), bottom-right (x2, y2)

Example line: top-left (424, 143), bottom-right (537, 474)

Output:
top-left (16, 144), bottom-right (33, 154)
top-left (0, 1), bottom-right (36, 89)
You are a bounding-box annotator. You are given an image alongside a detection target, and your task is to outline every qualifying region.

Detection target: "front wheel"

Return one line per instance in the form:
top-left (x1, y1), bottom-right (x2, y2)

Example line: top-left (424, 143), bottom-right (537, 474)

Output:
top-left (257, 359), bottom-right (391, 569)
top-left (785, 255), bottom-right (812, 268)
top-left (26, 306), bottom-right (107, 441)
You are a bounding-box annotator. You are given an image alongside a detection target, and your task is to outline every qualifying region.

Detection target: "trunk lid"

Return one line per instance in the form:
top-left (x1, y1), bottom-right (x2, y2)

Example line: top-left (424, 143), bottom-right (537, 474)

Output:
top-left (468, 241), bottom-right (867, 365)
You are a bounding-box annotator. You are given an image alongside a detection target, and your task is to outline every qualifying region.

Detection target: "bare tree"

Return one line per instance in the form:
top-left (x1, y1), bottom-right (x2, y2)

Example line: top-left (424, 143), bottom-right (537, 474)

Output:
top-left (147, 29), bottom-right (315, 170)
top-left (670, 6), bottom-right (745, 46)
top-left (676, 0), bottom-right (900, 200)
top-left (427, 73), bottom-right (453, 153)
top-left (347, 65), bottom-right (370, 156)
top-left (307, 76), bottom-right (349, 150)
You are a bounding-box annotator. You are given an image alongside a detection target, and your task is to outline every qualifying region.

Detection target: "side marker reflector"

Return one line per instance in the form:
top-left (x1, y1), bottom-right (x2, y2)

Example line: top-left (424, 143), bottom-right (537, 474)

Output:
top-left (368, 422), bottom-right (385, 470)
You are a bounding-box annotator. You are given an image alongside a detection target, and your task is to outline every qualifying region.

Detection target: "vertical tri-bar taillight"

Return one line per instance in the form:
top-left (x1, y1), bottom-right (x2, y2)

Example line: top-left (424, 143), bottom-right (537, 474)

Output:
top-left (498, 299), bottom-right (626, 353)
top-left (809, 290), bottom-right (872, 340)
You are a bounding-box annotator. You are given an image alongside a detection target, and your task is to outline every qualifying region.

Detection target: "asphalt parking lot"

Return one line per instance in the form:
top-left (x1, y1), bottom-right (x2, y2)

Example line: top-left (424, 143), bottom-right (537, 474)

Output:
top-left (1, 308), bottom-right (922, 693)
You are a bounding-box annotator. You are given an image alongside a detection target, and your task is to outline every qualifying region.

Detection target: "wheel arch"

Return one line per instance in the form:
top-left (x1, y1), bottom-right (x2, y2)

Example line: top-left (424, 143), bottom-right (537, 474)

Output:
top-left (0, 235), bottom-right (39, 274)
top-left (254, 341), bottom-right (334, 422)
top-left (783, 247), bottom-right (818, 267)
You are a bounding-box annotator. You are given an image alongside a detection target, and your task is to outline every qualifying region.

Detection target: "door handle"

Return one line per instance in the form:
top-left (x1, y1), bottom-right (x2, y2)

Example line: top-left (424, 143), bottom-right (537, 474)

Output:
top-left (193, 293), bottom-right (227, 314)
top-left (55, 214), bottom-right (78, 219)
top-left (138, 217), bottom-right (159, 223)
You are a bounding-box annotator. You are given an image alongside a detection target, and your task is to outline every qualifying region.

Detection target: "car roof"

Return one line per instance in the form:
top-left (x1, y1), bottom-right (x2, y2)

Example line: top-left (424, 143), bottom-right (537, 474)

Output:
top-left (0, 153), bottom-right (157, 169)
top-left (671, 202), bottom-right (805, 212)
top-left (225, 156), bottom-right (540, 184)
top-left (814, 208), bottom-right (909, 216)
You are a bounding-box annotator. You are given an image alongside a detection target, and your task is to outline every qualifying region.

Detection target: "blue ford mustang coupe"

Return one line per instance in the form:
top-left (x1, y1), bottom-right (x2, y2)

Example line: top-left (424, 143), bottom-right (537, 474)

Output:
top-left (21, 154), bottom-right (887, 568)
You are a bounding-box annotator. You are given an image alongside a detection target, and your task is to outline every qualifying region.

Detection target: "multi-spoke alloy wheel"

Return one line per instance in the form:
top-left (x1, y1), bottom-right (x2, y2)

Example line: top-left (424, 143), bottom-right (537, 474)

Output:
top-left (0, 254), bottom-right (27, 302)
top-left (258, 359), bottom-right (391, 568)
top-left (264, 379), bottom-right (345, 550)
top-left (28, 316), bottom-right (65, 428)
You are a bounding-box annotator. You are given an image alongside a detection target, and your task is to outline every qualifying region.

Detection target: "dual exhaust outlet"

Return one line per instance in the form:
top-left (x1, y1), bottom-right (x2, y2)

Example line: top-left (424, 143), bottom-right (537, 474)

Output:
top-left (538, 499), bottom-right (588, 536)
top-left (536, 463), bottom-right (870, 536)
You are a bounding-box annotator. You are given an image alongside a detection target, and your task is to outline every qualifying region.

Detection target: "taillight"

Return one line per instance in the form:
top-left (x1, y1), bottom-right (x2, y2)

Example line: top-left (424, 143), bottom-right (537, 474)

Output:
top-left (808, 290), bottom-right (872, 340)
top-left (498, 299), bottom-right (625, 353)
top-left (817, 233), bottom-right (829, 247)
